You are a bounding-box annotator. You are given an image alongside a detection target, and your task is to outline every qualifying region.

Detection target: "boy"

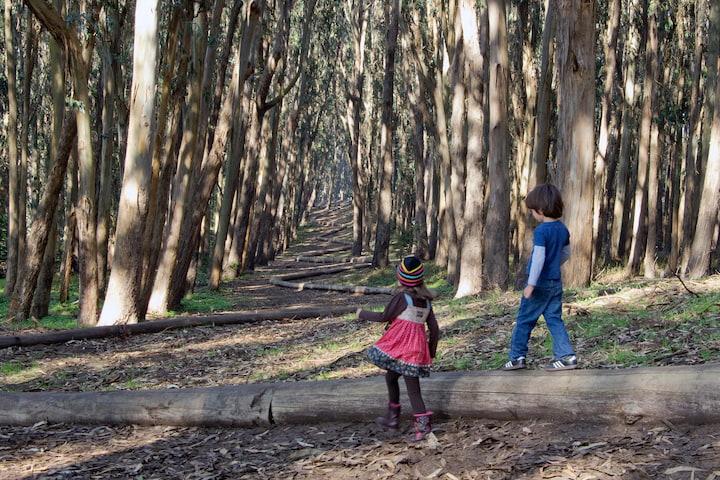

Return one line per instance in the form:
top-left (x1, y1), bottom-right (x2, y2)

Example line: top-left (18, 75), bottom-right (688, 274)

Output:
top-left (503, 184), bottom-right (577, 371)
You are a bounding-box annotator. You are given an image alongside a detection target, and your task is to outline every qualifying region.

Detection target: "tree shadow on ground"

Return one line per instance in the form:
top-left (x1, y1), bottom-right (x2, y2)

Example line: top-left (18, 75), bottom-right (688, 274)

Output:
top-left (5, 417), bottom-right (719, 479)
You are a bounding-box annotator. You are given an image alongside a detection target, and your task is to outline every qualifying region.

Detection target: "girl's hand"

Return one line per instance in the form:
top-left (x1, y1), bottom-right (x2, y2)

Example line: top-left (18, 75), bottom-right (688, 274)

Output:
top-left (523, 285), bottom-right (534, 299)
top-left (356, 307), bottom-right (363, 319)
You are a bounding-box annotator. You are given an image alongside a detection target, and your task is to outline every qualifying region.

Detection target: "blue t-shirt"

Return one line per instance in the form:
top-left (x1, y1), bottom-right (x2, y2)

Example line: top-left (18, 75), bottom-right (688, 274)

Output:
top-left (526, 221), bottom-right (570, 283)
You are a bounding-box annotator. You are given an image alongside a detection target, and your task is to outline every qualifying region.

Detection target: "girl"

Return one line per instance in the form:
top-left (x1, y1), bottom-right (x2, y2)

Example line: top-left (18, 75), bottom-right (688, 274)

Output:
top-left (357, 256), bottom-right (440, 441)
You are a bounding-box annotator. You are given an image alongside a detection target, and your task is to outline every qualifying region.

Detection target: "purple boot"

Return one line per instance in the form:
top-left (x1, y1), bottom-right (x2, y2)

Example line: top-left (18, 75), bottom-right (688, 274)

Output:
top-left (375, 402), bottom-right (401, 429)
top-left (411, 411), bottom-right (433, 441)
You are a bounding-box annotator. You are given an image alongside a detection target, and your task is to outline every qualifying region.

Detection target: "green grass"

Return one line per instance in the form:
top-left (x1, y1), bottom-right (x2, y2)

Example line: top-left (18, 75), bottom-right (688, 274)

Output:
top-left (179, 289), bottom-right (235, 313)
top-left (603, 345), bottom-right (649, 366)
top-left (120, 378), bottom-right (143, 389)
top-left (0, 360), bottom-right (39, 377)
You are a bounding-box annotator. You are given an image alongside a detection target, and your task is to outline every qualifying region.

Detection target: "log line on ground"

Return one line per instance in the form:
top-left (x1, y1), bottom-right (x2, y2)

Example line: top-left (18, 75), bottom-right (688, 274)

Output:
top-left (2, 366), bottom-right (718, 427)
top-left (0, 305), bottom-right (365, 349)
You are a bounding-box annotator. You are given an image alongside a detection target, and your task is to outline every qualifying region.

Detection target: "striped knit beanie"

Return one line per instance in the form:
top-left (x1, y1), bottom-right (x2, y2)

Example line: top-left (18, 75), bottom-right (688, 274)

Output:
top-left (397, 256), bottom-right (424, 287)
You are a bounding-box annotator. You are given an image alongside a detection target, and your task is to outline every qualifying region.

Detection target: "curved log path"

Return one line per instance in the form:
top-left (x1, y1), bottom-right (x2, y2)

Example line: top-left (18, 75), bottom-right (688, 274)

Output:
top-left (0, 207), bottom-right (391, 348)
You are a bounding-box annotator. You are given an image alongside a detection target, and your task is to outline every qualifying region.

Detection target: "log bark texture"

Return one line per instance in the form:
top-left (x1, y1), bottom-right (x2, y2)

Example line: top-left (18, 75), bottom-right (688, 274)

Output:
top-left (2, 366), bottom-right (719, 426)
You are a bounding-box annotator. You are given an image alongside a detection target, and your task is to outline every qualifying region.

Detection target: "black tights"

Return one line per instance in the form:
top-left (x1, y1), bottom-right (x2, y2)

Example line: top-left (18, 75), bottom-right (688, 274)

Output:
top-left (385, 370), bottom-right (427, 414)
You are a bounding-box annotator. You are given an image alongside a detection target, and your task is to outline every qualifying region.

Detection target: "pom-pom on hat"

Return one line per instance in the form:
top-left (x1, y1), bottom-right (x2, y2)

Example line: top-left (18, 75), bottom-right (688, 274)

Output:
top-left (397, 256), bottom-right (424, 287)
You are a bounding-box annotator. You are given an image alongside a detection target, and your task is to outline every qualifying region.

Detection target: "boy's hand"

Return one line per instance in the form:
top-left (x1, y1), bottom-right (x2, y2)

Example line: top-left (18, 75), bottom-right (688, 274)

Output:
top-left (523, 285), bottom-right (534, 299)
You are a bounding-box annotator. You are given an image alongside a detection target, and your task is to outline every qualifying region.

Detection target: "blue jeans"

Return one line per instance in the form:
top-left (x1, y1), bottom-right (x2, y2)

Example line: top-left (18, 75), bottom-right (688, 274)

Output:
top-left (509, 279), bottom-right (575, 360)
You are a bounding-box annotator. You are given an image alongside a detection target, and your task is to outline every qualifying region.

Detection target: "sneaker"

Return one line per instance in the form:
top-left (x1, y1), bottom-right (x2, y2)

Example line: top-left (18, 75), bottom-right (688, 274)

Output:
top-left (502, 356), bottom-right (527, 371)
top-left (544, 355), bottom-right (578, 371)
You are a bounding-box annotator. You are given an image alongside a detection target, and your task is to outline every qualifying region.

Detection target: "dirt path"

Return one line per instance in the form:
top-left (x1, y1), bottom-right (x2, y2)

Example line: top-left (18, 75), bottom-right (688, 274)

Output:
top-left (1, 207), bottom-right (719, 478)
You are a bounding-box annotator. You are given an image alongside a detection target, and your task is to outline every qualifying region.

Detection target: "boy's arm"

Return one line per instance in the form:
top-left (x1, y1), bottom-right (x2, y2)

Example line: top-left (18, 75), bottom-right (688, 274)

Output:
top-left (358, 294), bottom-right (405, 322)
top-left (527, 246), bottom-right (546, 287)
top-left (426, 309), bottom-right (440, 358)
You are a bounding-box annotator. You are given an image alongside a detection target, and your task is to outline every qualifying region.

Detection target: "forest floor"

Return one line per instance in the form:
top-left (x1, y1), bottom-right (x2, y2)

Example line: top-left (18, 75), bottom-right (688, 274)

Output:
top-left (1, 206), bottom-right (719, 479)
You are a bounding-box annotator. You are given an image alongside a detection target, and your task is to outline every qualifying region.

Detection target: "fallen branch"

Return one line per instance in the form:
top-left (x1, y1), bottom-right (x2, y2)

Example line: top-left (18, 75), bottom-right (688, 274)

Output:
top-left (673, 272), bottom-right (699, 297)
top-left (2, 365), bottom-right (718, 427)
top-left (0, 305), bottom-right (363, 349)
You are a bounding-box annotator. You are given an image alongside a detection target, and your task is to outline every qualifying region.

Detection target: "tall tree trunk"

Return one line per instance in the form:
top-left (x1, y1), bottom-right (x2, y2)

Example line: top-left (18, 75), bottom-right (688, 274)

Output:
top-left (210, 81), bottom-right (250, 289)
top-left (140, 4), bottom-right (191, 308)
top-left (627, 6), bottom-right (655, 277)
top-left (165, 41), bottom-right (248, 309)
top-left (96, 6), bottom-right (119, 299)
top-left (59, 153), bottom-right (78, 304)
top-left (4, 0), bottom-right (20, 298)
top-left (556, 0), bottom-right (595, 287)
top-left (346, 0), bottom-right (368, 257)
top-left (372, 0), bottom-right (401, 268)
top-left (447, 2), bottom-right (466, 284)
top-left (98, 0), bottom-right (160, 326)
top-left (18, 12), bottom-right (37, 282)
top-left (147, 11), bottom-right (207, 315)
top-left (699, 0), bottom-right (720, 175)
top-left (483, 0), bottom-right (510, 289)
top-left (530, 0), bottom-right (555, 186)
top-left (593, 0), bottom-right (620, 265)
top-left (611, 0), bottom-right (643, 261)
top-left (679, 0), bottom-right (707, 269)
top-left (255, 104), bottom-right (283, 266)
top-left (409, 70), bottom-right (429, 260)
top-left (686, 56), bottom-right (720, 279)
top-left (456, 0), bottom-right (487, 298)
top-left (31, 6), bottom-right (65, 318)
top-left (164, 1), bottom-right (264, 310)
top-left (20, 0), bottom-right (100, 319)
top-left (512, 0), bottom-right (539, 289)
top-left (8, 119), bottom-right (77, 320)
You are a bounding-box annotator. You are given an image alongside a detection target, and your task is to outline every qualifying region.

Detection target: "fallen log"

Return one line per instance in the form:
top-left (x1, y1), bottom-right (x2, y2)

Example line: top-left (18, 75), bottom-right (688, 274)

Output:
top-left (2, 366), bottom-right (719, 427)
top-left (0, 384), bottom-right (272, 427)
top-left (273, 263), bottom-right (372, 281)
top-left (0, 305), bottom-right (362, 350)
top-left (270, 262), bottom-right (393, 295)
top-left (270, 278), bottom-right (394, 295)
top-left (293, 255), bottom-right (376, 264)
top-left (298, 245), bottom-right (352, 257)
top-left (317, 225), bottom-right (346, 238)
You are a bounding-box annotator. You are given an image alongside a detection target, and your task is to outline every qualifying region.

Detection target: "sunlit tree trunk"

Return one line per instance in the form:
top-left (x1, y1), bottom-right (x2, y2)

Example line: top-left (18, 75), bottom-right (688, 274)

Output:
top-left (98, 0), bottom-right (160, 326)
top-left (556, 0), bottom-right (595, 287)
top-left (627, 7), bottom-right (656, 277)
top-left (456, 0), bottom-right (487, 298)
top-left (686, 56), bottom-right (720, 278)
top-left (679, 0), bottom-right (707, 270)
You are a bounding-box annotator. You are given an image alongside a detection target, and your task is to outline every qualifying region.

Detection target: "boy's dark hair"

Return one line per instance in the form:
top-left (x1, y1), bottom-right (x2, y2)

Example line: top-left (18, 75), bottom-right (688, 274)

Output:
top-left (525, 184), bottom-right (564, 218)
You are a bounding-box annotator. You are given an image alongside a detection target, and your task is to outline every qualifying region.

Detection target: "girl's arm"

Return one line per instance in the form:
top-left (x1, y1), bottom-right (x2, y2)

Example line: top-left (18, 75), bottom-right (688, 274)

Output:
top-left (426, 309), bottom-right (440, 358)
top-left (358, 293), bottom-right (405, 322)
